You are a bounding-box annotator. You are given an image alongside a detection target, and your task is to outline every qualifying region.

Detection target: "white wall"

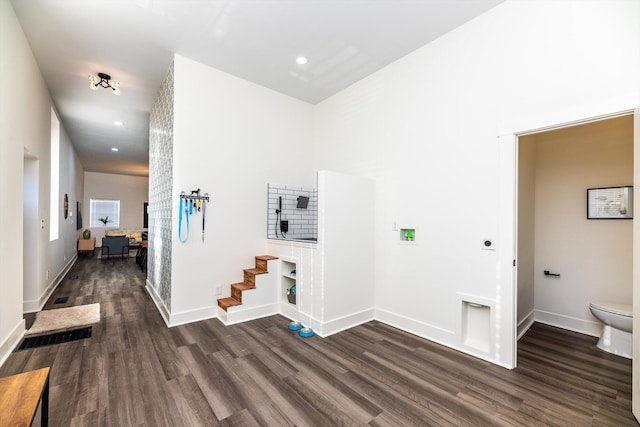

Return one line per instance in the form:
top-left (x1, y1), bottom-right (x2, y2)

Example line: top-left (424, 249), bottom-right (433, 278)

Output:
top-left (517, 137), bottom-right (536, 333)
top-left (532, 116), bottom-right (633, 336)
top-left (312, 0), bottom-right (640, 366)
top-left (168, 54), bottom-right (314, 324)
top-left (1, 0), bottom-right (84, 364)
top-left (317, 171), bottom-right (375, 333)
top-left (83, 172), bottom-right (148, 245)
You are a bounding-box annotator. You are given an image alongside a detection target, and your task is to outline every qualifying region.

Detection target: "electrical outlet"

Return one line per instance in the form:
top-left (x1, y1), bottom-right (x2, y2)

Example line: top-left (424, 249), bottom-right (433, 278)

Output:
top-left (64, 255), bottom-right (66, 261)
top-left (392, 221), bottom-right (399, 231)
top-left (215, 285), bottom-right (222, 296)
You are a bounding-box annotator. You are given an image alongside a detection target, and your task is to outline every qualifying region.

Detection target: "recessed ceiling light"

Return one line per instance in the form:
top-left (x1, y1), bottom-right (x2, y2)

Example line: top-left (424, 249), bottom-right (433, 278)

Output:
top-left (114, 121), bottom-right (123, 127)
top-left (111, 147), bottom-right (119, 152)
top-left (296, 56), bottom-right (308, 65)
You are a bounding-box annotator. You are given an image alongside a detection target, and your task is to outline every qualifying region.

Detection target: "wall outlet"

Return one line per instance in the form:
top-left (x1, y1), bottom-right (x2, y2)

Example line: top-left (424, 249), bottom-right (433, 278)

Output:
top-left (392, 221), bottom-right (399, 231)
top-left (215, 285), bottom-right (222, 296)
top-left (64, 255), bottom-right (66, 261)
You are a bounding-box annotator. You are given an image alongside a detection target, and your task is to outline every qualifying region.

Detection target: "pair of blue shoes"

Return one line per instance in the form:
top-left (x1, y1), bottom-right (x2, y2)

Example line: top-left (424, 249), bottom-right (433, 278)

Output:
top-left (288, 321), bottom-right (314, 337)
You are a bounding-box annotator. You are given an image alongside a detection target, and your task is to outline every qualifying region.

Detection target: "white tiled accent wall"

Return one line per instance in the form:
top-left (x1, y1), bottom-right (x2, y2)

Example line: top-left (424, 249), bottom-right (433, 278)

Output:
top-left (267, 184), bottom-right (317, 241)
top-left (148, 61), bottom-right (174, 307)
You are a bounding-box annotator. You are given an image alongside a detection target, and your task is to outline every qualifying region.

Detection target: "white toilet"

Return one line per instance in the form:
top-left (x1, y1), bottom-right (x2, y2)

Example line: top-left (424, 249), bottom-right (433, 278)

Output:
top-left (589, 301), bottom-right (633, 359)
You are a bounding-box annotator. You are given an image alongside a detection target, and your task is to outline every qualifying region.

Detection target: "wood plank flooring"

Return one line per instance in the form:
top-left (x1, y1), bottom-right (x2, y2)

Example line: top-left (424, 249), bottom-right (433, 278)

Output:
top-left (1, 256), bottom-right (636, 426)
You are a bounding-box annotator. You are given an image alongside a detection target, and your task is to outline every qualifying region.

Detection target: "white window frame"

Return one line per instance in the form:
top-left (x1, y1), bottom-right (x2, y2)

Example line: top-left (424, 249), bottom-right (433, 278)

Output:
top-left (90, 199), bottom-right (120, 228)
top-left (49, 108), bottom-right (60, 241)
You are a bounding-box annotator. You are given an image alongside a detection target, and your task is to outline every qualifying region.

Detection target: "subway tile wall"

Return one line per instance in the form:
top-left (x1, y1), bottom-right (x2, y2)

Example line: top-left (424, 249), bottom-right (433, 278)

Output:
top-left (267, 184), bottom-right (317, 242)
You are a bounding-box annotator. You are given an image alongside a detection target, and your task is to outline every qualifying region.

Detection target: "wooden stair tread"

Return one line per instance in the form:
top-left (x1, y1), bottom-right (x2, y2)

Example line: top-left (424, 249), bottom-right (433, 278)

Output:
top-left (217, 297), bottom-right (241, 311)
top-left (231, 282), bottom-right (255, 291)
top-left (256, 255), bottom-right (278, 261)
top-left (218, 254), bottom-right (279, 312)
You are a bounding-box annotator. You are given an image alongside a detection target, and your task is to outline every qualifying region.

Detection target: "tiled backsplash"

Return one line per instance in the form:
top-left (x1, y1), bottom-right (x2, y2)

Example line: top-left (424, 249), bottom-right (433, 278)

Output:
top-left (268, 184), bottom-right (317, 241)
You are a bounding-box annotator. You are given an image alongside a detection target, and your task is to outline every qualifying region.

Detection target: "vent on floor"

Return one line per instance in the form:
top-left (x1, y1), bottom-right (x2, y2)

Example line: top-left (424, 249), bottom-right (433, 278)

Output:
top-left (54, 297), bottom-right (69, 304)
top-left (68, 275), bottom-right (78, 280)
top-left (15, 327), bottom-right (92, 351)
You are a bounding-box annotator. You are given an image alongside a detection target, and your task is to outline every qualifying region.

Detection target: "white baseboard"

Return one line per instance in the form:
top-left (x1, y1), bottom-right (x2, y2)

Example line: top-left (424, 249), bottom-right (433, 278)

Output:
top-left (222, 303), bottom-right (279, 326)
top-left (375, 308), bottom-right (456, 344)
top-left (315, 309), bottom-right (375, 337)
top-left (145, 281), bottom-right (170, 326)
top-left (0, 319), bottom-right (26, 368)
top-left (146, 283), bottom-right (218, 328)
top-left (517, 310), bottom-right (536, 340)
top-left (167, 305), bottom-right (218, 327)
top-left (24, 255), bottom-right (78, 313)
top-left (533, 309), bottom-right (602, 337)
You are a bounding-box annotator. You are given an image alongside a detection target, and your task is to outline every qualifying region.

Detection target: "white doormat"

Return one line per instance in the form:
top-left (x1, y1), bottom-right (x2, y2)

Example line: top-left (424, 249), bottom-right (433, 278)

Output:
top-left (26, 303), bottom-right (100, 336)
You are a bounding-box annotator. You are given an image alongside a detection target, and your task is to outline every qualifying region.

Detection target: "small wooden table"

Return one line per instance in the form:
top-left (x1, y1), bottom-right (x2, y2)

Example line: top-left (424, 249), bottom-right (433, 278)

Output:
top-left (0, 367), bottom-right (50, 426)
top-left (78, 237), bottom-right (96, 256)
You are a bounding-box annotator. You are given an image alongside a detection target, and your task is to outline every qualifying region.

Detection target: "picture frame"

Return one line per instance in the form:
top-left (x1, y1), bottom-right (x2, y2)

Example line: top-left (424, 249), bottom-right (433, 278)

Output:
top-left (587, 186), bottom-right (633, 219)
top-left (76, 201), bottom-right (83, 229)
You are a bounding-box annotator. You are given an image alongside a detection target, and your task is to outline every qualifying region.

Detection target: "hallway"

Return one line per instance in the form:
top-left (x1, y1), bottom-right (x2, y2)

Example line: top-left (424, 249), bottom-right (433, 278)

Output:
top-left (0, 256), bottom-right (636, 426)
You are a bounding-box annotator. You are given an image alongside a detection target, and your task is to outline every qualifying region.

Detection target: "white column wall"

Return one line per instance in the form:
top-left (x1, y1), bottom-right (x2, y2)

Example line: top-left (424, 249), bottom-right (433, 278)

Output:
top-left (169, 55), bottom-right (314, 324)
top-left (316, 171), bottom-right (375, 334)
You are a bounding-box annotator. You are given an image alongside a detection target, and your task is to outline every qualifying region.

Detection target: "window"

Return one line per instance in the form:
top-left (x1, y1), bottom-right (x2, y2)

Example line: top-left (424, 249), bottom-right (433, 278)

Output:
top-left (49, 108), bottom-right (60, 241)
top-left (90, 199), bottom-right (120, 227)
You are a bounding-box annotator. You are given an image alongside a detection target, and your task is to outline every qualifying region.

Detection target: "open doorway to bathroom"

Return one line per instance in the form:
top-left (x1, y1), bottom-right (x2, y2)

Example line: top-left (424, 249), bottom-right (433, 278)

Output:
top-left (499, 108), bottom-right (640, 421)
top-left (515, 114), bottom-right (634, 341)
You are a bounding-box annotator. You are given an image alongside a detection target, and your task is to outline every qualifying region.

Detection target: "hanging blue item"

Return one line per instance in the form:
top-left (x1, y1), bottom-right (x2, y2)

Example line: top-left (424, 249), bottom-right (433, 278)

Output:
top-left (178, 197), bottom-right (189, 242)
top-left (178, 189), bottom-right (210, 243)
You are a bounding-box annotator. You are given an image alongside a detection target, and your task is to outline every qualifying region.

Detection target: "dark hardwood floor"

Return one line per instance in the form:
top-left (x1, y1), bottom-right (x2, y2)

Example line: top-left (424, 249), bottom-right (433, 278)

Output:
top-left (1, 256), bottom-right (637, 426)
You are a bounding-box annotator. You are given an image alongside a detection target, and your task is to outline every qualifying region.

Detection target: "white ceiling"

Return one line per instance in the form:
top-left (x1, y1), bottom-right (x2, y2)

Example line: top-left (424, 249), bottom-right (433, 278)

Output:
top-left (11, 0), bottom-right (503, 176)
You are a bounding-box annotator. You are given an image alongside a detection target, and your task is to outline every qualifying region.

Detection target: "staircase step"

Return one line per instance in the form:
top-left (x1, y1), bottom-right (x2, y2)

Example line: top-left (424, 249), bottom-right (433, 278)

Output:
top-left (255, 255), bottom-right (278, 271)
top-left (244, 268), bottom-right (267, 286)
top-left (231, 282), bottom-right (255, 302)
top-left (217, 255), bottom-right (278, 313)
top-left (217, 297), bottom-right (241, 311)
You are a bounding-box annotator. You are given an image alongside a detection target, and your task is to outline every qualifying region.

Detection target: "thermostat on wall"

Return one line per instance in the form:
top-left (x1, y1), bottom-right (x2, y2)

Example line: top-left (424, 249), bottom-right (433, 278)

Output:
top-left (481, 238), bottom-right (495, 250)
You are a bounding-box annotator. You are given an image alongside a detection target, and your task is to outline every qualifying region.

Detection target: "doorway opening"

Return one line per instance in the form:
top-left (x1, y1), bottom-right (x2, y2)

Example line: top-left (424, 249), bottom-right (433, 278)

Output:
top-left (515, 114), bottom-right (634, 342)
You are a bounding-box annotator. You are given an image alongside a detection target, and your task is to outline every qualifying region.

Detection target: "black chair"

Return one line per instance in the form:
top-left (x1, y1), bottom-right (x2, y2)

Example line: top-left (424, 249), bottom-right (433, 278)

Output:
top-left (101, 235), bottom-right (129, 259)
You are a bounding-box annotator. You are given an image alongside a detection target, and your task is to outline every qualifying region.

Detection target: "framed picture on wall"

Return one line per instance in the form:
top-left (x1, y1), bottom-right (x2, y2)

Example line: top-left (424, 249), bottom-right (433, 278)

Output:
top-left (76, 201), bottom-right (83, 229)
top-left (587, 186), bottom-right (633, 219)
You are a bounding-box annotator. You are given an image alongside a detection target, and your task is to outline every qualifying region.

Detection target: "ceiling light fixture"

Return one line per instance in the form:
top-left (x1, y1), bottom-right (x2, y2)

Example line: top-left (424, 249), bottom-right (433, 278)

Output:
top-left (88, 72), bottom-right (121, 95)
top-left (296, 56), bottom-right (308, 65)
top-left (111, 147), bottom-right (119, 152)
top-left (113, 120), bottom-right (123, 127)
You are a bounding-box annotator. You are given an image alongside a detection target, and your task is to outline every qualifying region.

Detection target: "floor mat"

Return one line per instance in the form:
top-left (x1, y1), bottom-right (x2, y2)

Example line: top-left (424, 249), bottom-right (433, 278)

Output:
top-left (16, 327), bottom-right (92, 351)
top-left (26, 303), bottom-right (100, 336)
